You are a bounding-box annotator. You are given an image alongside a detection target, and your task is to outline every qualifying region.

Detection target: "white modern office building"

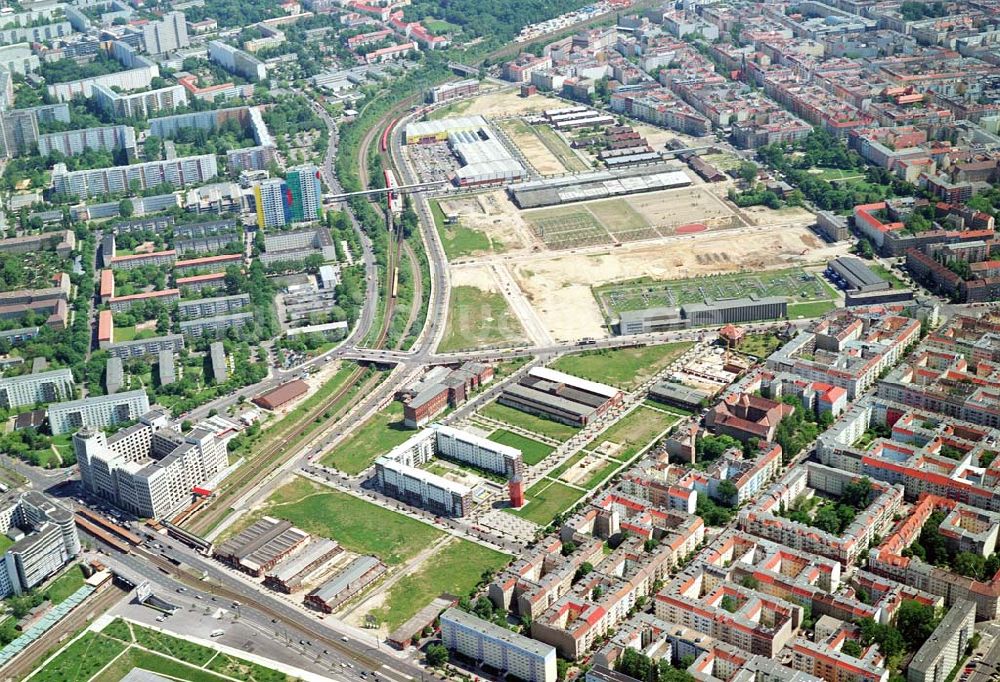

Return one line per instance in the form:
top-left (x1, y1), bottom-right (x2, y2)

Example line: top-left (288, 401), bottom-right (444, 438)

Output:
top-left (74, 410), bottom-right (234, 519)
top-left (48, 389), bottom-right (150, 435)
top-left (441, 608), bottom-right (557, 682)
top-left (0, 368), bottom-right (74, 409)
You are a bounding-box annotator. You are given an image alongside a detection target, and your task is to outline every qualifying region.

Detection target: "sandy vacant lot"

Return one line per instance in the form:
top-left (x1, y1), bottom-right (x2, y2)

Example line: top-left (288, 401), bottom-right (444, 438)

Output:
top-left (451, 265), bottom-right (501, 292)
top-left (499, 120), bottom-right (566, 176)
top-left (742, 204), bottom-right (817, 226)
top-left (628, 184), bottom-right (741, 233)
top-left (438, 191), bottom-right (534, 251)
top-left (463, 90), bottom-right (567, 118)
top-left (511, 225), bottom-right (849, 342)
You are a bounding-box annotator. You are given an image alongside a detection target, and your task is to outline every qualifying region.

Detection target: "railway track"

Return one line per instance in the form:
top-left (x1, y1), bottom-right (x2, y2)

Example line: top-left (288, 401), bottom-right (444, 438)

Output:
top-left (185, 104), bottom-right (411, 533)
top-left (186, 365), bottom-right (375, 535)
top-left (135, 548), bottom-right (389, 674)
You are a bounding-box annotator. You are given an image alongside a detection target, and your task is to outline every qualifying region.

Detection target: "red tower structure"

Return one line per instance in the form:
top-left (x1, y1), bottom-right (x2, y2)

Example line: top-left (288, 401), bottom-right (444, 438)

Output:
top-left (509, 476), bottom-right (525, 508)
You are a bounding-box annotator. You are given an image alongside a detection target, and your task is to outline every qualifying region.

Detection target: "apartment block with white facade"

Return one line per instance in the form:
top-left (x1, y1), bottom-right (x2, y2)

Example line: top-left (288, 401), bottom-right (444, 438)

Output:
top-left (52, 155), bottom-right (217, 199)
top-left (48, 389), bottom-right (150, 435)
top-left (0, 491), bottom-right (80, 597)
top-left (36, 125), bottom-right (137, 159)
top-left (432, 424), bottom-right (524, 477)
top-left (0, 368), bottom-right (74, 409)
top-left (441, 608), bottom-right (557, 682)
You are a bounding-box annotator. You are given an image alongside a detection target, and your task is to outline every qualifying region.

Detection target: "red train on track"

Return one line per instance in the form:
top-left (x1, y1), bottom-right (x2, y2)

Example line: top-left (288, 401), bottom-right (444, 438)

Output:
top-left (380, 117), bottom-right (399, 153)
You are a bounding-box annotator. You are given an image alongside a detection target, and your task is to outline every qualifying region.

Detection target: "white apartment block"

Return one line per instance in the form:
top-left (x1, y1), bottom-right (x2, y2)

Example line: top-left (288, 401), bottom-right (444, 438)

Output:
top-left (93, 83), bottom-right (188, 119)
top-left (208, 40), bottom-right (267, 81)
top-left (374, 456), bottom-right (471, 517)
top-left (142, 11), bottom-right (189, 55)
top-left (48, 389), bottom-right (150, 435)
top-left (441, 608), bottom-right (558, 682)
top-left (0, 368), bottom-right (74, 409)
top-left (177, 294), bottom-right (251, 320)
top-left (47, 47), bottom-right (159, 101)
top-left (52, 154), bottom-right (218, 199)
top-left (37, 125), bottom-right (137, 158)
top-left (432, 424), bottom-right (524, 477)
top-left (74, 410), bottom-right (231, 519)
top-left (908, 602), bottom-right (975, 682)
top-left (0, 491), bottom-right (80, 597)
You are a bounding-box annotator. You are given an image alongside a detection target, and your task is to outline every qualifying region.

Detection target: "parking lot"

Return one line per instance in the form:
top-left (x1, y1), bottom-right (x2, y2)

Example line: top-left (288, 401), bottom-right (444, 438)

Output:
top-left (405, 142), bottom-right (460, 185)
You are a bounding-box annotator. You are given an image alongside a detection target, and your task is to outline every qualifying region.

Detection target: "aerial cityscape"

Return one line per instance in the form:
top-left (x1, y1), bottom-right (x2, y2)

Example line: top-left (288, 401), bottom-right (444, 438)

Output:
top-left (0, 0), bottom-right (995, 680)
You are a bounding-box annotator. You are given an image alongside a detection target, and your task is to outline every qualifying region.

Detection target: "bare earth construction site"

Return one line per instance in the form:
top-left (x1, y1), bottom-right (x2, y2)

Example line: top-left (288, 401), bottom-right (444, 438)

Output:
top-left (410, 86), bottom-right (850, 345)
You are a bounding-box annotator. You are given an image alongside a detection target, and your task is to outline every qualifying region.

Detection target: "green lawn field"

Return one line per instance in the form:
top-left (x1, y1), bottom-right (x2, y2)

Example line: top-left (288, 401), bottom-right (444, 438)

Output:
top-left (67, 618), bottom-right (298, 682)
top-left (113, 325), bottom-right (137, 342)
top-left (438, 286), bottom-right (526, 352)
top-left (739, 333), bottom-right (783, 359)
top-left (427, 99), bottom-right (473, 121)
top-left (550, 342), bottom-right (693, 390)
top-left (320, 400), bottom-right (411, 474)
top-left (811, 167), bottom-right (864, 182)
top-left (585, 405), bottom-right (679, 461)
top-left (509, 479), bottom-right (585, 525)
top-left (257, 477), bottom-right (443, 565)
top-left (534, 124), bottom-right (589, 172)
top-left (479, 401), bottom-right (579, 441)
top-left (369, 539), bottom-right (509, 630)
top-left (787, 300), bottom-right (838, 318)
top-left (488, 429), bottom-right (553, 465)
top-left (31, 632), bottom-right (127, 682)
top-left (548, 451), bottom-right (587, 478)
top-left (869, 263), bottom-right (908, 290)
top-left (44, 564), bottom-right (86, 605)
top-left (430, 199), bottom-right (499, 260)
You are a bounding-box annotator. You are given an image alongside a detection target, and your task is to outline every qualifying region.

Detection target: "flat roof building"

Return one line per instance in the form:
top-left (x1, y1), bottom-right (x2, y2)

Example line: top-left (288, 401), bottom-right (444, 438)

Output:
top-left (158, 350), bottom-right (175, 387)
top-left (441, 608), bottom-right (557, 682)
top-left (106, 356), bottom-right (123, 395)
top-left (908, 601), bottom-right (975, 682)
top-left (74, 411), bottom-right (231, 519)
top-left (499, 367), bottom-right (623, 427)
top-left (0, 368), bottom-right (74, 410)
top-left (375, 455), bottom-right (473, 517)
top-left (107, 334), bottom-right (184, 359)
top-left (827, 257), bottom-right (890, 294)
top-left (0, 491), bottom-right (80, 598)
top-left (48, 389), bottom-right (150, 435)
top-left (209, 342), bottom-right (227, 384)
top-left (682, 297), bottom-right (788, 327)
